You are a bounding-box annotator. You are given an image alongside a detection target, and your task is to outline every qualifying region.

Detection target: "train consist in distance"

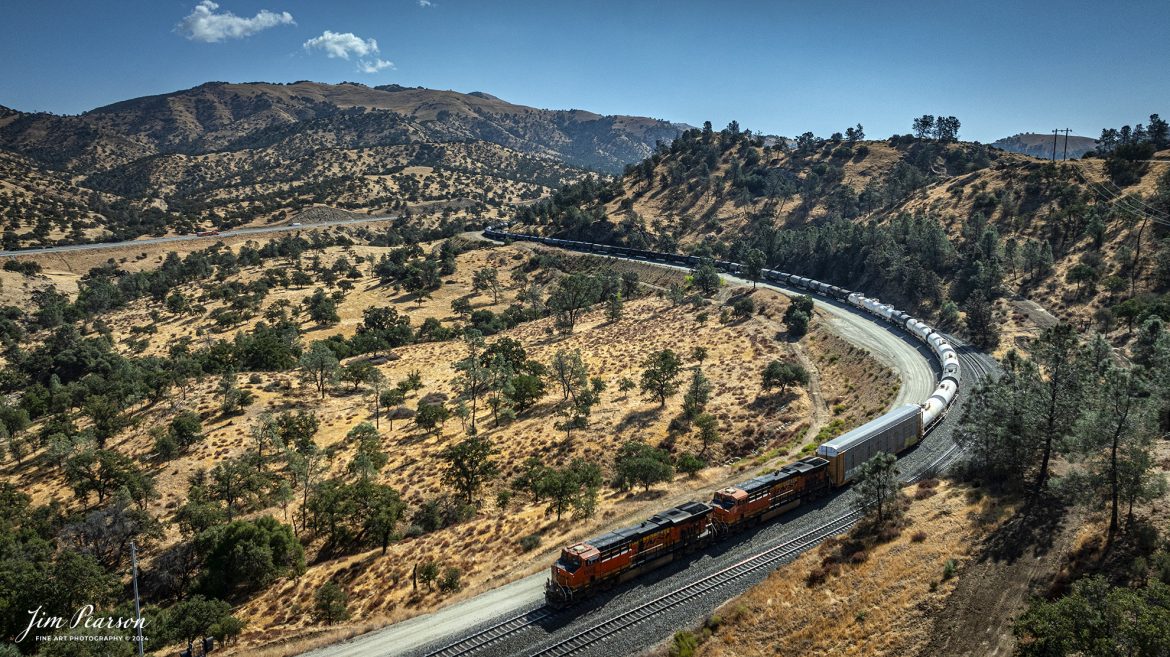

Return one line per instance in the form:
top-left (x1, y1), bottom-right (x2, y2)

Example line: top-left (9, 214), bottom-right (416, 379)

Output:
top-left (480, 227), bottom-right (962, 608)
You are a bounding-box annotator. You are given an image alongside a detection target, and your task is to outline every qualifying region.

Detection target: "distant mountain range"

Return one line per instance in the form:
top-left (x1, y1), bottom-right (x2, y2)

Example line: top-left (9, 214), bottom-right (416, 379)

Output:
top-left (0, 81), bottom-right (688, 174)
top-left (0, 82), bottom-right (691, 247)
top-left (991, 132), bottom-right (1098, 159)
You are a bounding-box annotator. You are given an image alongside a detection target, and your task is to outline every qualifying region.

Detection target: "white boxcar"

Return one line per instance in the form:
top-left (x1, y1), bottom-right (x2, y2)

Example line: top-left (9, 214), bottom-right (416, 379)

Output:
top-left (817, 404), bottom-right (923, 486)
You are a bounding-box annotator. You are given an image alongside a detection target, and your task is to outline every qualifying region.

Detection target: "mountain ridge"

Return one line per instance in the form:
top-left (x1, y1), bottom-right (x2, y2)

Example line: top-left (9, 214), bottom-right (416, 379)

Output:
top-left (0, 81), bottom-right (688, 174)
top-left (514, 126), bottom-right (1170, 351)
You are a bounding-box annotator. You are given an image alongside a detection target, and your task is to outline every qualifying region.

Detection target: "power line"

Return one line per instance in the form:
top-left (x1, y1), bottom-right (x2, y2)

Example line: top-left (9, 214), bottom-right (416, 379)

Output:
top-left (1069, 163), bottom-right (1170, 227)
top-left (1090, 162), bottom-right (1170, 217)
top-left (1073, 161), bottom-right (1170, 220)
top-left (1051, 128), bottom-right (1072, 161)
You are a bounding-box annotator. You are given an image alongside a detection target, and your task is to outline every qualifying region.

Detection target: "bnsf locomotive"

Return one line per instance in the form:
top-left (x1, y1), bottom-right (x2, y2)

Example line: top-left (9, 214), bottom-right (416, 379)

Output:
top-left (479, 227), bottom-right (963, 608)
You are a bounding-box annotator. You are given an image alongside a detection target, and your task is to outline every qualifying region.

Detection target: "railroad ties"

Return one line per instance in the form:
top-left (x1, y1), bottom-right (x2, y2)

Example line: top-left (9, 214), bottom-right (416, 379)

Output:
top-left (523, 513), bottom-right (861, 657)
top-left (425, 607), bottom-right (555, 657)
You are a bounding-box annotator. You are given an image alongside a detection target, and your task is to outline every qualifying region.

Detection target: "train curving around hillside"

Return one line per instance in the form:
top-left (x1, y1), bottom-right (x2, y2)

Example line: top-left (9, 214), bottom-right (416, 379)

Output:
top-left (480, 227), bottom-right (962, 608)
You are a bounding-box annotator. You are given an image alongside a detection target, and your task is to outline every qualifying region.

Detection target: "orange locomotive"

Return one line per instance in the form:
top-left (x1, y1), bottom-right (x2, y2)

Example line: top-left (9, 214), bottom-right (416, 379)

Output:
top-left (546, 501), bottom-right (713, 607)
top-left (710, 456), bottom-right (830, 533)
top-left (546, 457), bottom-right (831, 607)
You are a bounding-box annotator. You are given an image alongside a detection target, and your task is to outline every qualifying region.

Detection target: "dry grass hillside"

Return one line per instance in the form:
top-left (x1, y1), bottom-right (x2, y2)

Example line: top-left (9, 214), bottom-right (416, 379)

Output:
top-left (92, 140), bottom-right (580, 226)
top-left (0, 149), bottom-right (125, 245)
top-left (0, 235), bottom-right (898, 656)
top-left (684, 464), bottom-right (1170, 657)
top-left (665, 480), bottom-right (1010, 657)
top-left (521, 128), bottom-right (1170, 354)
top-left (0, 138), bottom-right (581, 247)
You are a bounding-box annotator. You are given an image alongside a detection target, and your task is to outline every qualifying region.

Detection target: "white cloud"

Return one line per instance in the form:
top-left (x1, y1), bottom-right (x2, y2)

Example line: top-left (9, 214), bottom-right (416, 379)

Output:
top-left (418, 0), bottom-right (435, 7)
top-left (178, 1), bottom-right (294, 42)
top-left (358, 58), bottom-right (396, 73)
top-left (304, 30), bottom-right (393, 74)
top-left (302, 30), bottom-right (379, 60)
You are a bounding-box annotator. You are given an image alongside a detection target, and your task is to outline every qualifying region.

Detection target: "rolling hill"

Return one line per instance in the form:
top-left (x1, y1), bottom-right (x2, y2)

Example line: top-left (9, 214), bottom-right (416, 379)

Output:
top-left (992, 132), bottom-right (1098, 159)
top-left (514, 126), bottom-right (1170, 352)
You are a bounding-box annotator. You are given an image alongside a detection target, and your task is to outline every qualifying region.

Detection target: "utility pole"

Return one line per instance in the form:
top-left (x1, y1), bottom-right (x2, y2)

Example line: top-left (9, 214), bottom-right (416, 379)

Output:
top-left (131, 541), bottom-right (144, 657)
top-left (1061, 128), bottom-right (1072, 160)
top-left (1051, 128), bottom-right (1059, 161)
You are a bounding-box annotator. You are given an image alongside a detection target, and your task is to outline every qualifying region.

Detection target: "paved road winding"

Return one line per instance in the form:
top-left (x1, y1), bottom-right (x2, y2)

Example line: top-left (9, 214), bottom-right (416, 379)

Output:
top-left (0, 214), bottom-right (399, 258)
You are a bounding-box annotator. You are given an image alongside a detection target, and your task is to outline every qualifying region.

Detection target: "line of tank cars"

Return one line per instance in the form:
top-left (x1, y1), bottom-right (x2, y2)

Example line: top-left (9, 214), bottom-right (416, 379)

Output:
top-left (480, 228), bottom-right (962, 608)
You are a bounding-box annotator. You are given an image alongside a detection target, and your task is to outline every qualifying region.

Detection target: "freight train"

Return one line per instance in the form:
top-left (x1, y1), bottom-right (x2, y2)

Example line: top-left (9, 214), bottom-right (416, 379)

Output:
top-left (478, 227), bottom-right (962, 608)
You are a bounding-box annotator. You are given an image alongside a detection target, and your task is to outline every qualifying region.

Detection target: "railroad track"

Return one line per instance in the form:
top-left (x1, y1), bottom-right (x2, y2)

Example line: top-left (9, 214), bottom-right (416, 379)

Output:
top-left (520, 441), bottom-right (974, 657)
top-left (958, 350), bottom-right (995, 381)
top-left (523, 511), bottom-right (862, 657)
top-left (515, 369), bottom-right (984, 657)
top-left (421, 354), bottom-right (993, 657)
top-left (425, 608), bottom-right (556, 657)
top-left (424, 427), bottom-right (975, 657)
top-left (420, 510), bottom-right (858, 657)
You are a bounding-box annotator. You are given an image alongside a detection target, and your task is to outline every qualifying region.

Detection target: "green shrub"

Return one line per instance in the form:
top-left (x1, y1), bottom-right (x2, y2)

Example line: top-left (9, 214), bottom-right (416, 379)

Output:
top-left (942, 558), bottom-right (958, 580)
top-left (439, 567), bottom-right (462, 592)
top-left (154, 431), bottom-right (179, 460)
top-left (669, 631), bottom-right (698, 657)
top-left (496, 489), bottom-right (512, 512)
top-left (418, 560), bottom-right (440, 589)
top-left (676, 452), bottom-right (706, 477)
top-left (312, 581), bottom-right (349, 625)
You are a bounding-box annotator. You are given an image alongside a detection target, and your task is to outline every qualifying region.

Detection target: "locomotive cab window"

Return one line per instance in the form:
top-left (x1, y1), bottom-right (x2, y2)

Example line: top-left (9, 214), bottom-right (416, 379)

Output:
top-left (713, 493), bottom-right (737, 509)
top-left (556, 555), bottom-right (581, 573)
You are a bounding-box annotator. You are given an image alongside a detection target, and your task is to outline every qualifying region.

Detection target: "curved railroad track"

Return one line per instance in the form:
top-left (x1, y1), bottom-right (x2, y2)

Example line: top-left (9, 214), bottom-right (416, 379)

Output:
top-left (524, 511), bottom-right (862, 657)
top-left (423, 403), bottom-right (977, 657)
top-left (511, 358), bottom-right (990, 657)
top-left (408, 248), bottom-right (999, 657)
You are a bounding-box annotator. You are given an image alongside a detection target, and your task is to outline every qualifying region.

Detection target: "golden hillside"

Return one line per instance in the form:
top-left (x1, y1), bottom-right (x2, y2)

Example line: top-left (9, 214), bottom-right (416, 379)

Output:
top-left (0, 230), bottom-right (895, 655)
top-left (517, 127), bottom-right (1170, 354)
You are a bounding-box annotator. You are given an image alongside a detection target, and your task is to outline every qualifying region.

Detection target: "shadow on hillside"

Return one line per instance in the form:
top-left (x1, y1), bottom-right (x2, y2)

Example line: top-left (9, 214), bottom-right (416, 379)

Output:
top-left (978, 490), bottom-right (1068, 565)
top-left (748, 391), bottom-right (797, 412)
top-left (616, 406), bottom-right (662, 432)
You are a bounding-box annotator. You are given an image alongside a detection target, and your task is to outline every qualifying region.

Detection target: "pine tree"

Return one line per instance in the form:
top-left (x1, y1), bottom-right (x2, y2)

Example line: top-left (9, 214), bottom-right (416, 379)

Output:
top-left (682, 367), bottom-right (711, 419)
top-left (606, 290), bottom-right (623, 322)
top-left (853, 452), bottom-right (902, 526)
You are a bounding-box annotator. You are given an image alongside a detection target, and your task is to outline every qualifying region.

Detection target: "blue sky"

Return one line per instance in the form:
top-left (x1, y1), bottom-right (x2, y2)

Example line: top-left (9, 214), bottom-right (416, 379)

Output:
top-left (1, 0), bottom-right (1167, 142)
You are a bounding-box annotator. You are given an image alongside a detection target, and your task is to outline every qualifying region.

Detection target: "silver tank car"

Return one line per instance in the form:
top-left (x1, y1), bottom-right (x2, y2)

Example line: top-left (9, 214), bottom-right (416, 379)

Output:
top-left (921, 379), bottom-right (958, 427)
top-left (905, 318), bottom-right (933, 342)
